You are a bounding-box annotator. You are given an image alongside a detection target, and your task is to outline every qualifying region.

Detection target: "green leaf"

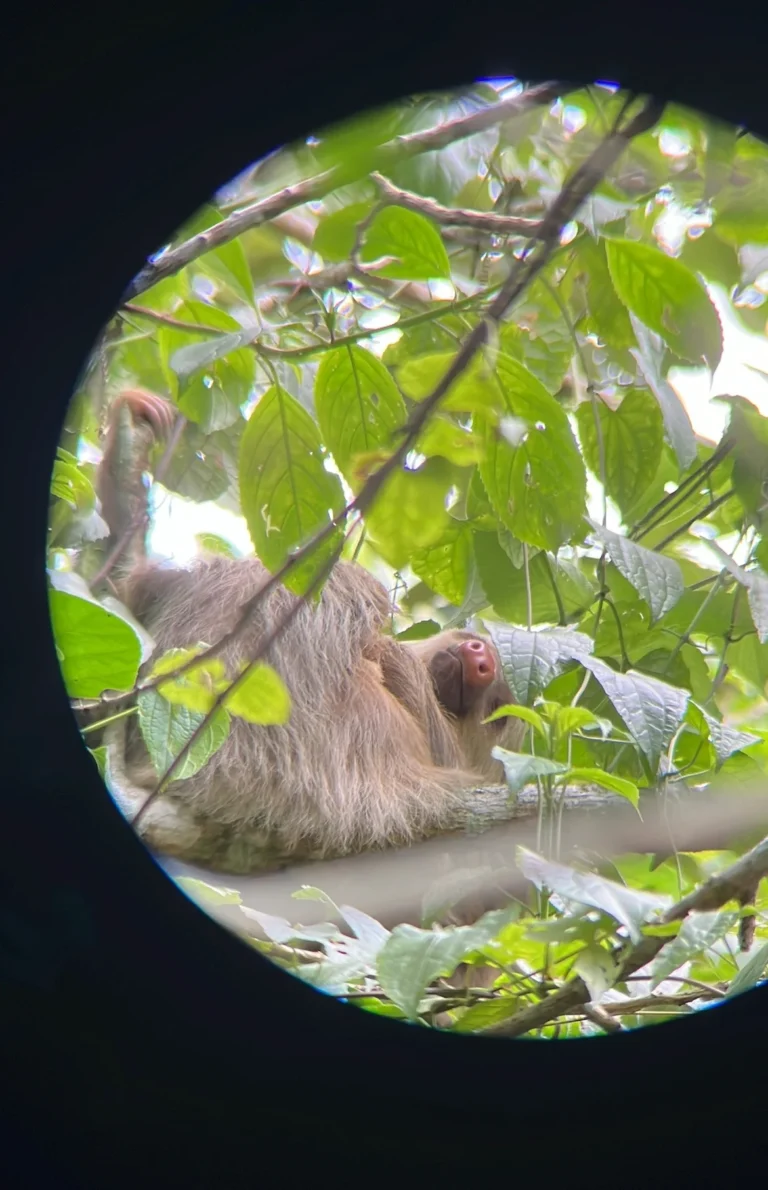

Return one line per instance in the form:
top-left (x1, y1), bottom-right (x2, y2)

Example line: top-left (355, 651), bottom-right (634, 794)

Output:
top-left (313, 202), bottom-right (373, 261)
top-left (703, 712), bottom-right (761, 763)
top-left (137, 689), bottom-right (230, 781)
top-left (396, 619), bottom-right (442, 641)
top-left (716, 180), bottom-right (768, 245)
top-left (499, 318), bottom-right (572, 396)
top-left (364, 463), bottom-right (449, 570)
top-left (576, 389), bottom-right (664, 516)
top-left (450, 996), bottom-right (522, 1034)
top-left (314, 344), bottom-right (406, 485)
top-left (681, 230), bottom-right (740, 289)
top-left (167, 326), bottom-right (257, 382)
top-left (417, 416), bottom-right (485, 466)
top-left (376, 908), bottom-right (518, 1019)
top-left (553, 706), bottom-right (605, 739)
top-left (177, 204), bottom-right (254, 305)
top-left (49, 590), bottom-right (142, 698)
top-left (484, 704), bottom-right (547, 738)
top-left (651, 910), bottom-right (738, 988)
top-left (397, 351), bottom-right (503, 415)
top-left (726, 939), bottom-right (768, 998)
top-left (150, 646), bottom-right (228, 714)
top-left (195, 532), bottom-right (239, 558)
top-left (724, 396), bottom-right (768, 528)
top-left (474, 533), bottom-right (595, 624)
top-left (361, 206), bottom-right (450, 281)
top-left (572, 237), bottom-right (636, 348)
top-left (162, 421), bottom-right (242, 508)
top-left (51, 457), bottom-right (96, 512)
top-left (480, 355), bottom-right (587, 551)
top-left (491, 750), bottom-right (568, 796)
top-left (743, 571), bottom-right (768, 644)
top-left (176, 877), bottom-right (243, 906)
top-left (563, 767), bottom-right (639, 809)
top-left (89, 746), bottom-right (108, 779)
top-left (572, 944), bottom-right (621, 1002)
top-left (238, 385), bottom-right (345, 594)
top-left (411, 523), bottom-right (473, 606)
top-left (703, 539), bottom-right (768, 645)
top-left (517, 848), bottom-right (671, 944)
top-left (605, 238), bottom-right (723, 367)
top-left (160, 301), bottom-right (255, 434)
top-left (581, 657), bottom-right (689, 772)
top-left (588, 521), bottom-right (684, 621)
top-left (487, 624), bottom-right (593, 706)
top-left (701, 119), bottom-right (738, 201)
top-left (224, 663), bottom-right (292, 725)
top-left (630, 318), bottom-right (697, 472)
top-left (338, 905), bottom-right (391, 965)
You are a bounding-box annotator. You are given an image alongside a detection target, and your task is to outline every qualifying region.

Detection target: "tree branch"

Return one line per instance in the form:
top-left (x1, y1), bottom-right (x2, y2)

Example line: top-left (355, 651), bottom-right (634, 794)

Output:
top-left (120, 82), bottom-right (563, 302)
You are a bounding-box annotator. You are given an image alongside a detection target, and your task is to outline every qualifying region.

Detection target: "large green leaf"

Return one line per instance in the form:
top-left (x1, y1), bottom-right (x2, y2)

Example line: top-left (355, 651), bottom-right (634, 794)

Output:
top-left (224, 664), bottom-right (292, 725)
top-left (314, 344), bottom-right (406, 484)
top-left (518, 848), bottom-right (671, 944)
top-left (137, 690), bottom-right (230, 782)
top-left (416, 416), bottom-right (485, 466)
top-left (723, 396), bottom-right (768, 527)
top-left (364, 462), bottom-right (449, 570)
top-left (564, 767), bottom-right (639, 809)
top-left (376, 908), bottom-right (518, 1019)
top-left (162, 421), bottom-right (242, 509)
top-left (651, 910), bottom-right (738, 988)
top-left (488, 623), bottom-right (593, 706)
top-left (238, 385), bottom-right (345, 594)
top-left (702, 712), bottom-right (761, 764)
top-left (582, 657), bottom-right (689, 772)
top-left (480, 355), bottom-right (587, 551)
top-left (606, 238), bottom-right (723, 368)
top-left (726, 940), bottom-right (768, 998)
top-left (572, 237), bottom-right (636, 348)
top-left (588, 521), bottom-right (684, 621)
top-left (630, 318), bottom-right (697, 472)
top-left (160, 301), bottom-right (254, 434)
top-left (475, 533), bottom-right (595, 624)
top-left (397, 351), bottom-right (504, 415)
top-left (492, 750), bottom-right (567, 796)
top-left (313, 202), bottom-right (374, 262)
top-left (411, 522), bottom-right (473, 606)
top-left (576, 389), bottom-right (663, 516)
top-left (49, 589), bottom-right (142, 698)
top-left (361, 206), bottom-right (450, 281)
top-left (716, 177), bottom-right (768, 245)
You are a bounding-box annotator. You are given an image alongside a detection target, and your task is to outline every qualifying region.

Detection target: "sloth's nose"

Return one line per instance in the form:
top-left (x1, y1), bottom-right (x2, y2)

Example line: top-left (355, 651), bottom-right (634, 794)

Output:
top-left (458, 639), bottom-right (496, 688)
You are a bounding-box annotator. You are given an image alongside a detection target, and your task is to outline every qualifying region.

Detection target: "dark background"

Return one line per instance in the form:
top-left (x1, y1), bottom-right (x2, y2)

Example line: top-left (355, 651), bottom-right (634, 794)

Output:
top-left (2, 4), bottom-right (766, 1182)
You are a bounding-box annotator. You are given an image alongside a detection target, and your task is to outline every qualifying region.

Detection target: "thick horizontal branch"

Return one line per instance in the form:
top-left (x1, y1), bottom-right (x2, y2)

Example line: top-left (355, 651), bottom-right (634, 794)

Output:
top-left (120, 82), bottom-right (562, 302)
top-left (132, 767), bottom-right (768, 939)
